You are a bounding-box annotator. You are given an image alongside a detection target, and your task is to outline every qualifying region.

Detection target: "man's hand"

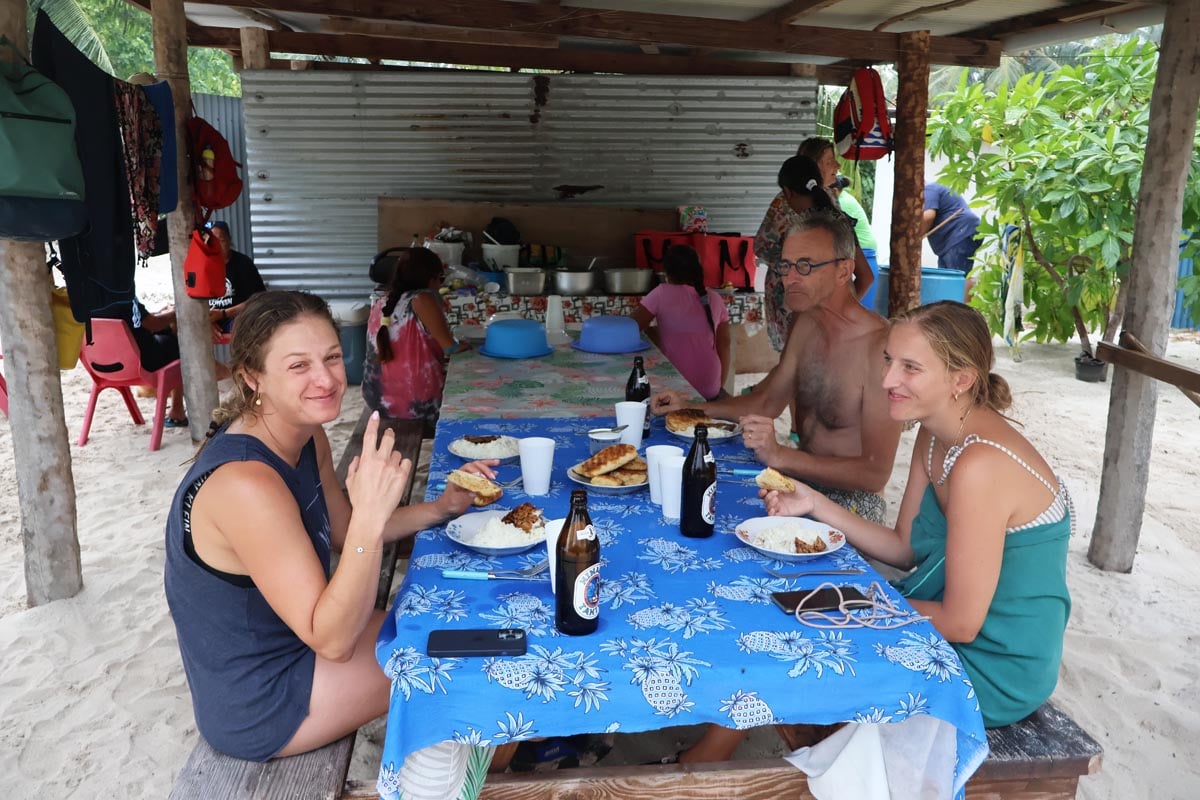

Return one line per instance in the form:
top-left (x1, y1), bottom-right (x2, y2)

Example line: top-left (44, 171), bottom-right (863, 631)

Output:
top-left (741, 414), bottom-right (783, 467)
top-left (650, 391), bottom-right (692, 417)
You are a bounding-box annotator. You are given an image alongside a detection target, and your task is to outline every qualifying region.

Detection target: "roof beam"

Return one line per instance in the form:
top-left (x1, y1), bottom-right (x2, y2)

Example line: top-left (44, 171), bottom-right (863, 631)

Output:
top-left (874, 0), bottom-right (989, 33)
top-left (320, 16), bottom-right (560, 48)
top-left (957, 0), bottom-right (1143, 40)
top-left (185, 0), bottom-right (1001, 67)
top-left (198, 27), bottom-right (809, 76)
top-left (755, 1), bottom-right (846, 26)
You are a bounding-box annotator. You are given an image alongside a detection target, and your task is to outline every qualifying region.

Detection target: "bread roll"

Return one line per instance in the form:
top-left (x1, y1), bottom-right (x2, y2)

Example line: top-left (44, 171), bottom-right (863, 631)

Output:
top-left (754, 467), bottom-right (796, 494)
top-left (447, 470), bottom-right (503, 507)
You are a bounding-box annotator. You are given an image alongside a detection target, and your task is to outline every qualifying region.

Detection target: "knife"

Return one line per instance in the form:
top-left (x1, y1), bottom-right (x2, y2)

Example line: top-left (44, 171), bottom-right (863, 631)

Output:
top-left (441, 569), bottom-right (543, 581)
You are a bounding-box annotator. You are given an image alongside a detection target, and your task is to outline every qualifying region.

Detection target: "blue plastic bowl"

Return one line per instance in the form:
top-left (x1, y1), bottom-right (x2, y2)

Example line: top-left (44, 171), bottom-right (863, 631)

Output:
top-left (480, 319), bottom-right (553, 359)
top-left (571, 315), bottom-right (651, 354)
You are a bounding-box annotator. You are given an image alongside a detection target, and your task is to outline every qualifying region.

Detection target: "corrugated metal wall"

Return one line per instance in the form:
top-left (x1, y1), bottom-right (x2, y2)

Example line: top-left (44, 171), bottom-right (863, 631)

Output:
top-left (241, 71), bottom-right (817, 300)
top-left (192, 92), bottom-right (253, 256)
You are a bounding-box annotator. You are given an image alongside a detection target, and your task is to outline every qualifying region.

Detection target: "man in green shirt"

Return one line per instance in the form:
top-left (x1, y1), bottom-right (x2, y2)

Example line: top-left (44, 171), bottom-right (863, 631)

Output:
top-left (833, 176), bottom-right (880, 311)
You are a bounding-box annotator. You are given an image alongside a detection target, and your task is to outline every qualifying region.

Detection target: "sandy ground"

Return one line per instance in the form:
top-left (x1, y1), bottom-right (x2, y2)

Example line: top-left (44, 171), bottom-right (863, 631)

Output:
top-left (1, 259), bottom-right (1198, 797)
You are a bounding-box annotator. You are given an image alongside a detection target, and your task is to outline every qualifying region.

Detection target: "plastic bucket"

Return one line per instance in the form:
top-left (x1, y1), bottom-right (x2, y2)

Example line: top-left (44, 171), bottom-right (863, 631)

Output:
top-left (873, 267), bottom-right (966, 317)
top-left (482, 243), bottom-right (520, 270)
top-left (329, 299), bottom-right (370, 385)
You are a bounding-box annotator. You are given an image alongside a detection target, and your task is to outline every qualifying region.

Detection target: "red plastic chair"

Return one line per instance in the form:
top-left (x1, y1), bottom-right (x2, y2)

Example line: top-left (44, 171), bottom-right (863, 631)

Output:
top-left (77, 319), bottom-right (183, 451)
top-left (0, 351), bottom-right (8, 418)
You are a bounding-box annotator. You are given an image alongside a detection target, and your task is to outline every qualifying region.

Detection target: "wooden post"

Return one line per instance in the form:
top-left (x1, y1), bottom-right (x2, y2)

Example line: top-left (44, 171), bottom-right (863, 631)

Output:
top-left (152, 0), bottom-right (218, 440)
top-left (0, 0), bottom-right (83, 605)
top-left (887, 30), bottom-right (931, 316)
top-left (240, 26), bottom-right (270, 70)
top-left (1089, 0), bottom-right (1200, 572)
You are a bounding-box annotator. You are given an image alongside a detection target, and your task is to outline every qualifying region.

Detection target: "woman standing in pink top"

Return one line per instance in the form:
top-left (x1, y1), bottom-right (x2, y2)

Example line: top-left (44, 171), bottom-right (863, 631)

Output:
top-left (632, 245), bottom-right (731, 400)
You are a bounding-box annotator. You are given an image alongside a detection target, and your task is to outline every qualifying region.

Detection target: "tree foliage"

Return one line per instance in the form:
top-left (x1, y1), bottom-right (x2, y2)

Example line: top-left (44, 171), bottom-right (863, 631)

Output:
top-left (928, 39), bottom-right (1200, 351)
top-left (30, 0), bottom-right (239, 96)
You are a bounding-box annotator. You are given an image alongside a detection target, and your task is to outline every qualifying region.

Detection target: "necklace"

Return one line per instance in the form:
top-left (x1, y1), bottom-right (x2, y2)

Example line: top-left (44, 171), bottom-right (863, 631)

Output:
top-left (933, 403), bottom-right (974, 486)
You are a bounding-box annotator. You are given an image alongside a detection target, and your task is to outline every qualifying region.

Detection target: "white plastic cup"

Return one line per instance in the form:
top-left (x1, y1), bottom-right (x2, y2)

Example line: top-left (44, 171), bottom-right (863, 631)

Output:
top-left (519, 437), bottom-right (556, 496)
top-left (659, 455), bottom-right (687, 520)
top-left (615, 401), bottom-right (647, 448)
top-left (645, 445), bottom-right (684, 506)
top-left (545, 295), bottom-right (566, 333)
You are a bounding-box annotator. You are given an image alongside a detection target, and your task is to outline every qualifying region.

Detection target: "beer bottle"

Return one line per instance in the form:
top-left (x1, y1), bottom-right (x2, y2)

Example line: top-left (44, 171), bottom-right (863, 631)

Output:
top-left (625, 356), bottom-right (651, 438)
top-left (680, 424), bottom-right (716, 538)
top-left (555, 490), bottom-right (601, 635)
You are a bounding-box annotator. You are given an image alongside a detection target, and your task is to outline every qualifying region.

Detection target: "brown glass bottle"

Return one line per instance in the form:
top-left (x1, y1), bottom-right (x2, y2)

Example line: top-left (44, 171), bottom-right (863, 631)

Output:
top-left (680, 424), bottom-right (716, 538)
top-left (555, 490), bottom-right (601, 635)
top-left (625, 356), bottom-right (651, 438)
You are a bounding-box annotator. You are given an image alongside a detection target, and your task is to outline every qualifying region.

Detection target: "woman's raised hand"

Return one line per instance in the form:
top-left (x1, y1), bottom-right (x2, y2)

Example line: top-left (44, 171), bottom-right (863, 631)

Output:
top-left (760, 483), bottom-right (817, 518)
top-left (346, 412), bottom-right (413, 529)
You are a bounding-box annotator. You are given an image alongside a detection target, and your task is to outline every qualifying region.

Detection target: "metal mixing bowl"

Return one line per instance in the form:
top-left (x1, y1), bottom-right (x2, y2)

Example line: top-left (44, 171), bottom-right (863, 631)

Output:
top-left (602, 268), bottom-right (653, 295)
top-left (552, 270), bottom-right (596, 295)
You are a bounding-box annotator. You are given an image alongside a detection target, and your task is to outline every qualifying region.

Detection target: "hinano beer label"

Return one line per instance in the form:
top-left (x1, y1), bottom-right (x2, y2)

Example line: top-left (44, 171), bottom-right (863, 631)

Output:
top-left (573, 564), bottom-right (601, 620)
top-left (702, 483), bottom-right (716, 524)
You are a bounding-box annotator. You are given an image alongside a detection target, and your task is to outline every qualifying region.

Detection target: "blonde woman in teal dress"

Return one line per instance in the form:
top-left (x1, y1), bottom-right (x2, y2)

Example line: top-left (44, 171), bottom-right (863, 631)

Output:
top-left (763, 300), bottom-right (1071, 729)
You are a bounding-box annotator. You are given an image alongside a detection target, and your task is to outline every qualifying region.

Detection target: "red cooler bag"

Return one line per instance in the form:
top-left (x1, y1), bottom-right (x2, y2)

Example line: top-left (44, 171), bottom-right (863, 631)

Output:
top-left (692, 233), bottom-right (756, 289)
top-left (633, 230), bottom-right (690, 270)
top-left (183, 229), bottom-right (226, 299)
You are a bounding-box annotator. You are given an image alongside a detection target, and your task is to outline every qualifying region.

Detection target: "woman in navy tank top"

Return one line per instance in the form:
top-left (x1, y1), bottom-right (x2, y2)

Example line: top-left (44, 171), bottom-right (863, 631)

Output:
top-left (165, 291), bottom-right (497, 761)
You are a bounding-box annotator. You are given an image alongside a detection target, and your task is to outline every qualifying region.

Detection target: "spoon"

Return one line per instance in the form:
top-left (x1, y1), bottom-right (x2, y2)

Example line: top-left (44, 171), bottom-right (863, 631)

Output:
top-left (587, 424), bottom-right (628, 435)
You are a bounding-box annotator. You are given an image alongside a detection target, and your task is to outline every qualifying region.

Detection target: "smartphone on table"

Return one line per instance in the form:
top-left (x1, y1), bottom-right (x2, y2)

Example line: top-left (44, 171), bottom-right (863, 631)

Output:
top-left (771, 587), bottom-right (869, 615)
top-left (427, 628), bottom-right (527, 657)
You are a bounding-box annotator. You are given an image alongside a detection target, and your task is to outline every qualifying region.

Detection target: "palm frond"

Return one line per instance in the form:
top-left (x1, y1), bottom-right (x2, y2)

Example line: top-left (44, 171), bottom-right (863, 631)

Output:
top-left (28, 0), bottom-right (115, 74)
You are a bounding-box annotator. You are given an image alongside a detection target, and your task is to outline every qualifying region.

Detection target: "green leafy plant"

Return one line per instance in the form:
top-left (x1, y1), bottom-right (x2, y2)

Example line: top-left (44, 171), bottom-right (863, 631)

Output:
top-left (928, 39), bottom-right (1200, 353)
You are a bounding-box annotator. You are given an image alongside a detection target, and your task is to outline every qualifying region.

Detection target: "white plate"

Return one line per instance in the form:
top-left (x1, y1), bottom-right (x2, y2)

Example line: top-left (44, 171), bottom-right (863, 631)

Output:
top-left (667, 419), bottom-right (741, 441)
top-left (566, 466), bottom-right (649, 496)
top-left (734, 516), bottom-right (847, 563)
top-left (446, 509), bottom-right (545, 557)
top-left (447, 436), bottom-right (520, 465)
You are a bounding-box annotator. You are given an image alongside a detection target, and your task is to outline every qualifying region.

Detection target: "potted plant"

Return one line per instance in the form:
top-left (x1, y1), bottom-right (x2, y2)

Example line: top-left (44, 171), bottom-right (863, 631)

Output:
top-left (928, 40), bottom-right (1200, 380)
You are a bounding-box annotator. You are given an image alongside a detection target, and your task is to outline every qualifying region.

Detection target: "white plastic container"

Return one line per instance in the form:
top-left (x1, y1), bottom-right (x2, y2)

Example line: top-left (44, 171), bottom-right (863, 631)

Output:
top-left (482, 243), bottom-right (521, 270)
top-left (329, 299), bottom-right (371, 385)
top-left (426, 240), bottom-right (465, 268)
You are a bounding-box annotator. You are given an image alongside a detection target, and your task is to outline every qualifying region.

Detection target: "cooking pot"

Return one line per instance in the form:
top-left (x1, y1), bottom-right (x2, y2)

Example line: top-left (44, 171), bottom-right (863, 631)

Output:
top-left (552, 269), bottom-right (596, 296)
top-left (602, 268), bottom-right (653, 295)
top-left (505, 268), bottom-right (545, 296)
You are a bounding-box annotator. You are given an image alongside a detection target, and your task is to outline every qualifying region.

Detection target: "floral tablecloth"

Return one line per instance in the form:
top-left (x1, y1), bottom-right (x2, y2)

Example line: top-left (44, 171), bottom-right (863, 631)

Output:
top-left (439, 342), bottom-right (696, 419)
top-left (441, 291), bottom-right (764, 331)
top-left (374, 417), bottom-right (988, 799)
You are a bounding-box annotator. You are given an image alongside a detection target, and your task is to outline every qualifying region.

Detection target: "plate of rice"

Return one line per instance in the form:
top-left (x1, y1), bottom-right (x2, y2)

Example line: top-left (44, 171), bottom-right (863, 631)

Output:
top-left (734, 516), bottom-right (846, 563)
top-left (446, 508), bottom-right (546, 556)
top-left (448, 435), bottom-right (520, 464)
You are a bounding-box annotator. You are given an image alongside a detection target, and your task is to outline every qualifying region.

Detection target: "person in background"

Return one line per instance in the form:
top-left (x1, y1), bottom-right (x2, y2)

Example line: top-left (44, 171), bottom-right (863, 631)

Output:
top-left (206, 221), bottom-right (267, 334)
top-left (165, 290), bottom-right (499, 763)
top-left (757, 153), bottom-right (873, 352)
top-left (763, 300), bottom-right (1071, 729)
top-left (922, 183), bottom-right (982, 301)
top-left (831, 175), bottom-right (880, 310)
top-left (362, 247), bottom-right (467, 431)
top-left (102, 297), bottom-right (187, 427)
top-left (631, 244), bottom-right (731, 400)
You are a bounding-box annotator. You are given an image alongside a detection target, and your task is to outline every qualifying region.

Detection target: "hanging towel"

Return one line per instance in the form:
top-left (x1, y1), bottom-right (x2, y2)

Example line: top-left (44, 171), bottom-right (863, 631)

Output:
top-left (142, 80), bottom-right (178, 213)
top-left (114, 81), bottom-right (163, 265)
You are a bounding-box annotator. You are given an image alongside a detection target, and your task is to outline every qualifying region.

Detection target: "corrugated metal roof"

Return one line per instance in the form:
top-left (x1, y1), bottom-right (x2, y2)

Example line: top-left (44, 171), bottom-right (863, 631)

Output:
top-left (242, 70), bottom-right (815, 300)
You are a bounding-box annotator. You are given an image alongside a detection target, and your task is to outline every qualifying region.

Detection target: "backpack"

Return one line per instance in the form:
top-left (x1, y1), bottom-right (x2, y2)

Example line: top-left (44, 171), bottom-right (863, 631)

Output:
top-left (185, 113), bottom-right (242, 222)
top-left (0, 36), bottom-right (86, 241)
top-left (833, 67), bottom-right (893, 161)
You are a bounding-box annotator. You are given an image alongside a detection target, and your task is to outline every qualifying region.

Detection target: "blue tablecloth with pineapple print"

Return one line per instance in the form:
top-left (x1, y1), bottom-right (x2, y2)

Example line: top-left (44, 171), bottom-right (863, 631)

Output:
top-left (375, 416), bottom-right (988, 797)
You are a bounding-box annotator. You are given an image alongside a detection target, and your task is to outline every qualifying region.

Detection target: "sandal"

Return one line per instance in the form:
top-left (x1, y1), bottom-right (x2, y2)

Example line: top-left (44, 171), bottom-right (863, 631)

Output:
top-left (164, 416), bottom-right (189, 428)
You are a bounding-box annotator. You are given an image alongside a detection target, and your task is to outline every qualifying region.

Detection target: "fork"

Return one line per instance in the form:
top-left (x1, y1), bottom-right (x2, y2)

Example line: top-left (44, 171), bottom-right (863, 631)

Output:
top-left (442, 559), bottom-right (549, 581)
top-left (764, 566), bottom-right (865, 580)
top-left (496, 475), bottom-right (524, 489)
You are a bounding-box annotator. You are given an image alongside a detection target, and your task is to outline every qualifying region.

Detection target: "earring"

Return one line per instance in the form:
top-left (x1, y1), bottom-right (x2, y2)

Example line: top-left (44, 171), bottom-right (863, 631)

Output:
top-left (953, 391), bottom-right (960, 401)
top-left (254, 396), bottom-right (262, 407)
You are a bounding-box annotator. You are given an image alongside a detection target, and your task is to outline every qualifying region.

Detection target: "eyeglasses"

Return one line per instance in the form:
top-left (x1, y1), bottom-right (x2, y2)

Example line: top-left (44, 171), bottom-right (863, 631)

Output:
top-left (771, 256), bottom-right (845, 277)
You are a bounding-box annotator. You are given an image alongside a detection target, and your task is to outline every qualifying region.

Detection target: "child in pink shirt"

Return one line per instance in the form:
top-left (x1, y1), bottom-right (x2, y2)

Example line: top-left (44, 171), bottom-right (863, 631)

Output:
top-left (632, 245), bottom-right (731, 400)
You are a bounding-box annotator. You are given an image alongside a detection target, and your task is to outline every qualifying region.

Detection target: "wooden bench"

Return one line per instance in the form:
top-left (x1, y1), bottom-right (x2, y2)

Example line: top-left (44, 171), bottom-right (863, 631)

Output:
top-left (170, 409), bottom-right (427, 799)
top-left (338, 701), bottom-right (1101, 800)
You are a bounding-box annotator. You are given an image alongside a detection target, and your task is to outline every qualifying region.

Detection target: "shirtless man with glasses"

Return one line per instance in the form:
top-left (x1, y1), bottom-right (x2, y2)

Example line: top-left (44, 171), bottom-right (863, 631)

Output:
top-left (651, 208), bottom-right (901, 525)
